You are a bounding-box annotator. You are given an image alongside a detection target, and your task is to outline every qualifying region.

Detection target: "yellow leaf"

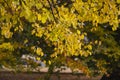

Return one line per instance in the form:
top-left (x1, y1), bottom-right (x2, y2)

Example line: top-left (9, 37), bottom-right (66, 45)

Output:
top-left (31, 29), bottom-right (36, 35)
top-left (117, 0), bottom-right (120, 3)
top-left (36, 57), bottom-right (40, 61)
top-left (41, 16), bottom-right (47, 23)
top-left (87, 45), bottom-right (92, 50)
top-left (80, 34), bottom-right (84, 39)
top-left (43, 60), bottom-right (46, 64)
top-left (77, 30), bottom-right (81, 34)
top-left (95, 40), bottom-right (98, 44)
top-left (37, 14), bottom-right (41, 21)
top-left (0, 42), bottom-right (14, 51)
top-left (31, 46), bottom-right (35, 50)
top-left (98, 41), bottom-right (102, 45)
top-left (24, 39), bottom-right (28, 44)
top-left (48, 60), bottom-right (51, 65)
top-left (112, 27), bottom-right (117, 31)
top-left (36, 48), bottom-right (44, 56)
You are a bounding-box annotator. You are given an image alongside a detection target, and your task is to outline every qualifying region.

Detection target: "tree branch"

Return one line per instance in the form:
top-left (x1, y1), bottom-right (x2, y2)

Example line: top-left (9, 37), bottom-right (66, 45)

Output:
top-left (47, 0), bottom-right (57, 23)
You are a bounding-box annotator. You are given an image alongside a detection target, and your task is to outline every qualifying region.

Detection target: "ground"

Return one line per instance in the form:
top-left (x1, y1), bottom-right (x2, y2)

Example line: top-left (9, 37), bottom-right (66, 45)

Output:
top-left (0, 71), bottom-right (101, 80)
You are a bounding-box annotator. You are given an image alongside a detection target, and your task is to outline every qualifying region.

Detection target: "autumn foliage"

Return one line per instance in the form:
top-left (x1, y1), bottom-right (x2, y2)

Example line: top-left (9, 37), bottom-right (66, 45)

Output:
top-left (0, 0), bottom-right (120, 76)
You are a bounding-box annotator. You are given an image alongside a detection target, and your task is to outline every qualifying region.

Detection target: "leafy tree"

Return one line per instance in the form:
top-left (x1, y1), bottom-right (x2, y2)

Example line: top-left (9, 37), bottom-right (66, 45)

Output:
top-left (0, 0), bottom-right (120, 78)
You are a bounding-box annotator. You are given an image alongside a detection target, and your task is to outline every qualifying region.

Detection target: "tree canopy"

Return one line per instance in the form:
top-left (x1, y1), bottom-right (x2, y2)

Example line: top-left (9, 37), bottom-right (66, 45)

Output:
top-left (0, 0), bottom-right (120, 76)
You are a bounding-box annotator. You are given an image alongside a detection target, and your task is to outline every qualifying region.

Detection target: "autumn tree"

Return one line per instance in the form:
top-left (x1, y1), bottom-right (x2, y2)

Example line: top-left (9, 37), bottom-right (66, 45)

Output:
top-left (0, 0), bottom-right (120, 78)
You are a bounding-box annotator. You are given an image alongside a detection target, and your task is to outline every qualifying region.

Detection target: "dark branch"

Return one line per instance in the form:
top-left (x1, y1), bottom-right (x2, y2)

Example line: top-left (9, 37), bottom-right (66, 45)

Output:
top-left (47, 0), bottom-right (57, 23)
